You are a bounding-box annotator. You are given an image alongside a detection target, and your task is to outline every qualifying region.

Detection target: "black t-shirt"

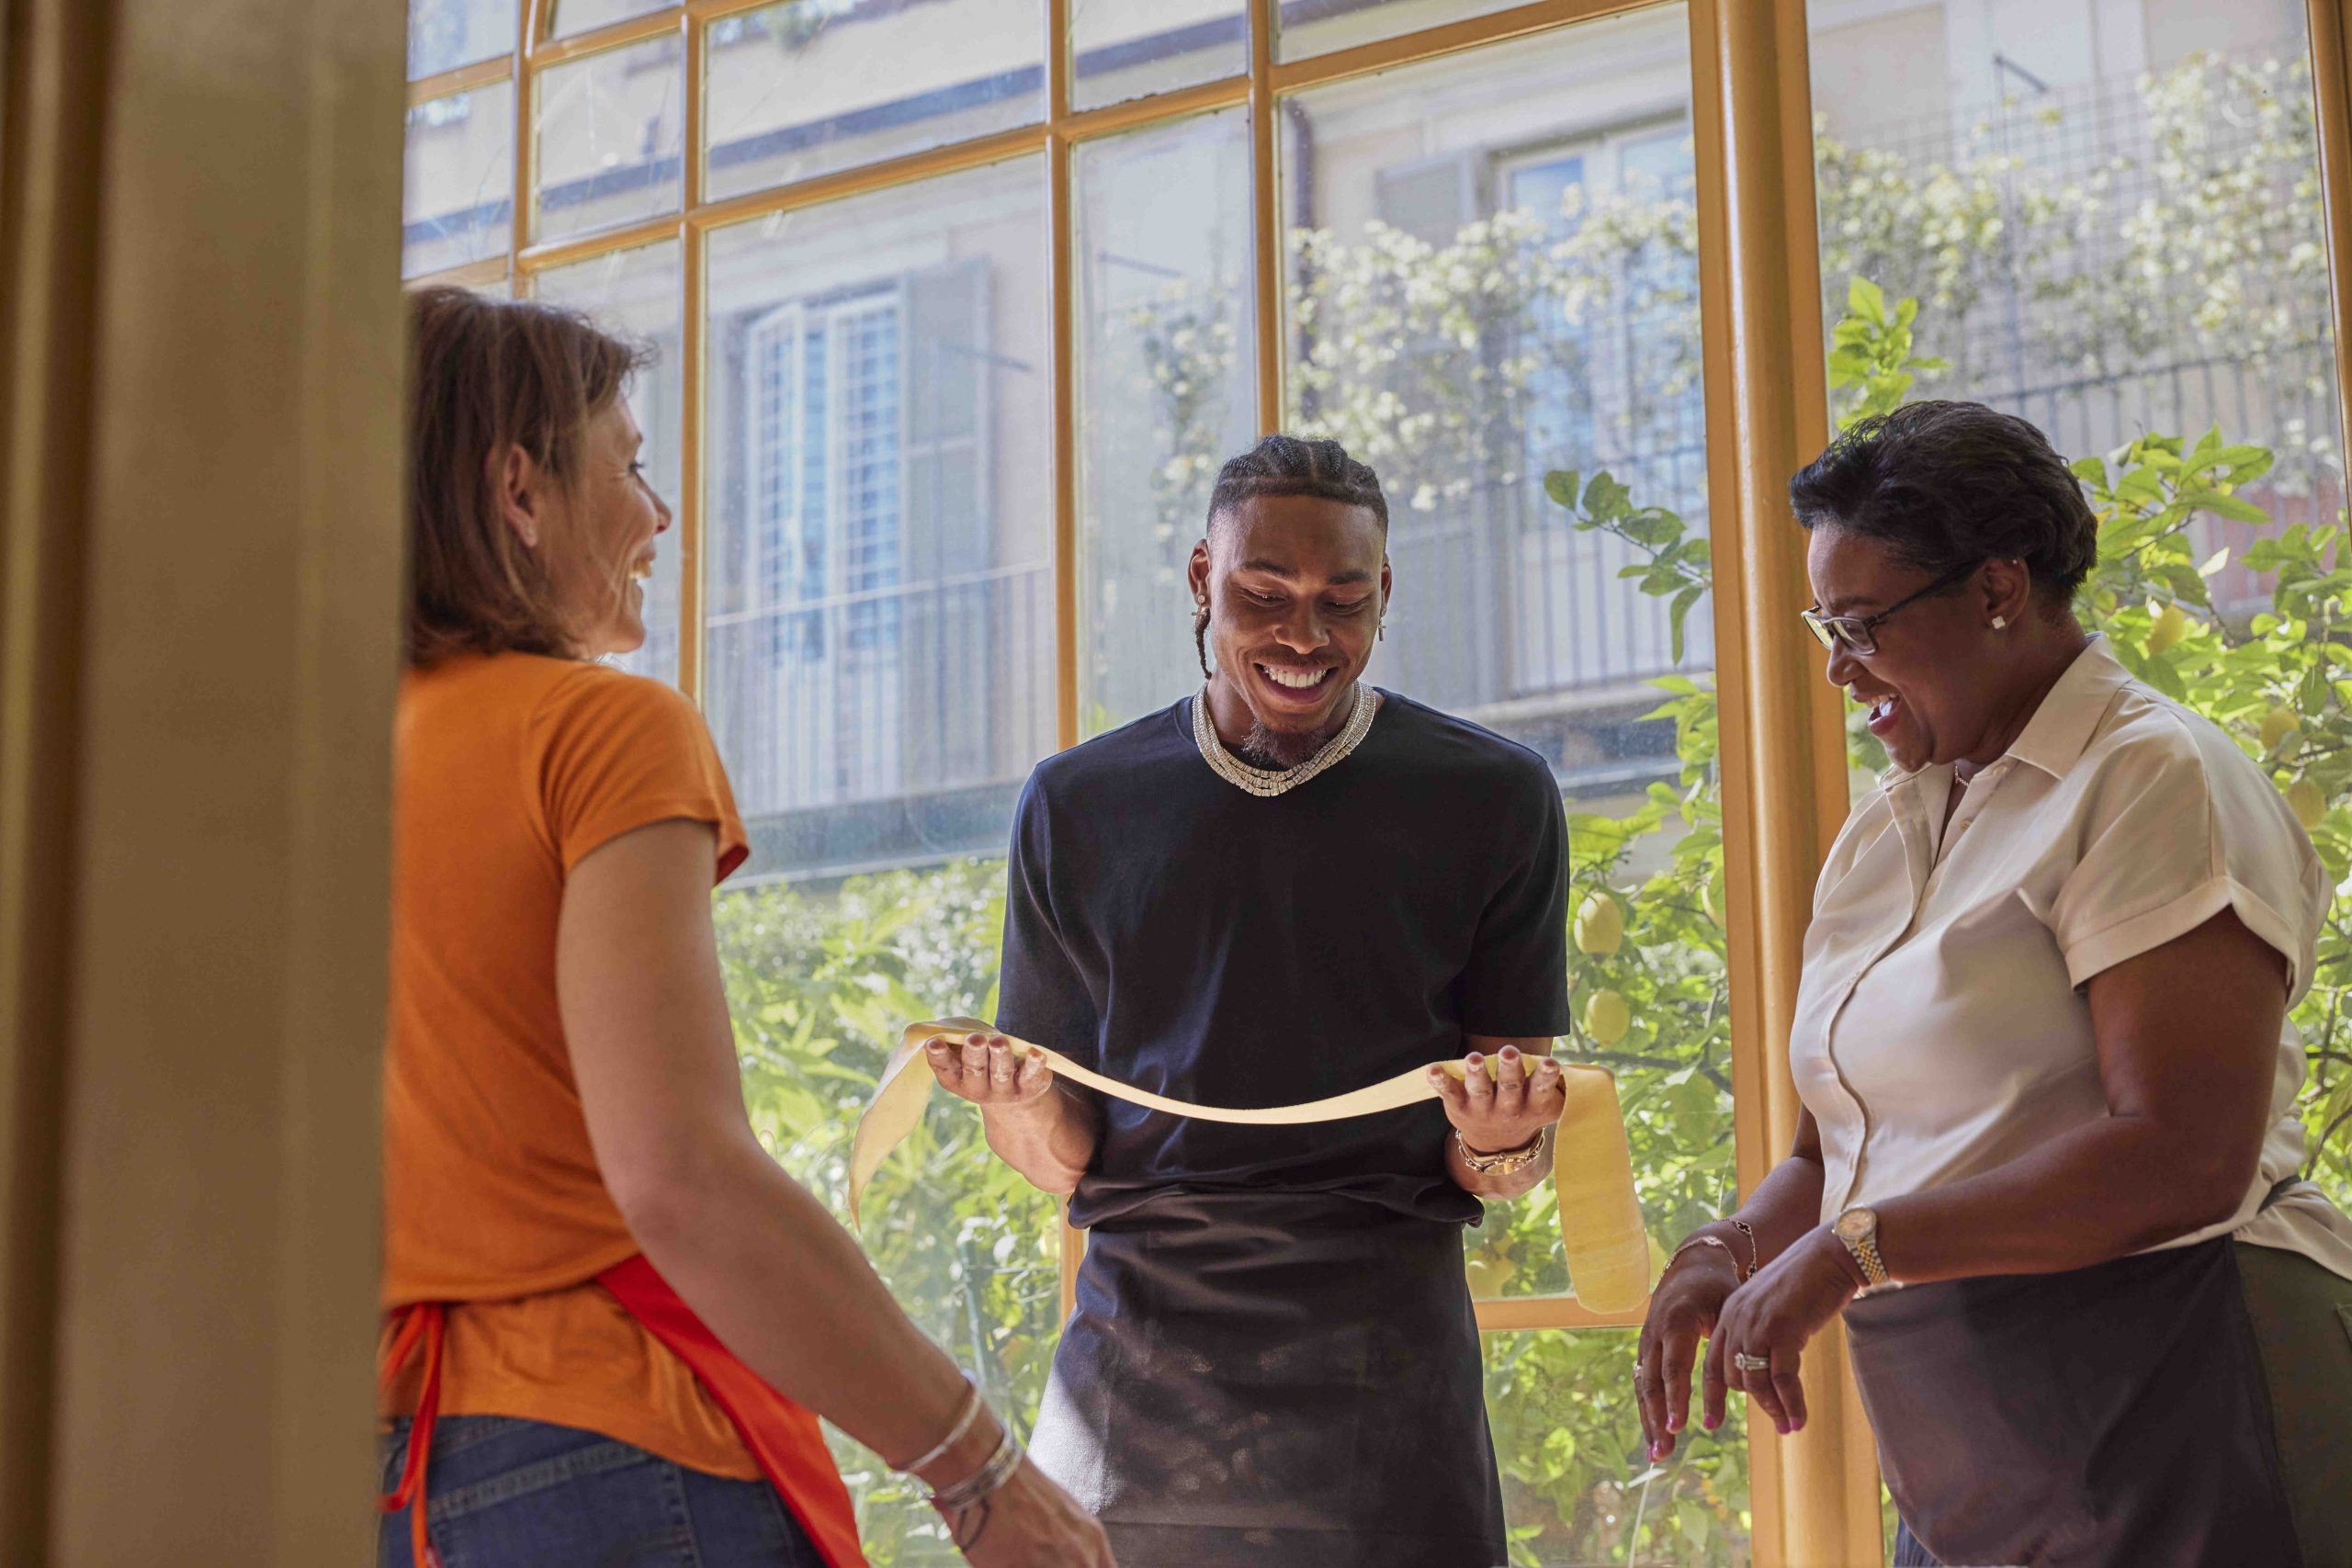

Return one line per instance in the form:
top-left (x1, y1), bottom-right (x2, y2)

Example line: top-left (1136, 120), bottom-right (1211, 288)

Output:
top-left (995, 689), bottom-right (1572, 1229)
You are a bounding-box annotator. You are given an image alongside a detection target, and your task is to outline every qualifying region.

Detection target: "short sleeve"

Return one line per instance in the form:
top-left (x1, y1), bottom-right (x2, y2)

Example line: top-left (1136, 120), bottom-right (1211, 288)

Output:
top-left (993, 773), bottom-right (1101, 1062)
top-left (2046, 725), bottom-right (2324, 996)
top-left (532, 670), bottom-right (749, 885)
top-left (1455, 759), bottom-right (1574, 1038)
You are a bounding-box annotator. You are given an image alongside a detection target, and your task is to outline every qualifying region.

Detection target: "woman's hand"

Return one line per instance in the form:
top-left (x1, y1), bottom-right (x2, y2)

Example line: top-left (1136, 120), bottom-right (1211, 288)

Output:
top-left (951, 1454), bottom-right (1115, 1567)
top-left (926, 1032), bottom-right (1056, 1113)
top-left (1634, 1239), bottom-right (1742, 1461)
top-left (1703, 1226), bottom-right (1868, 1435)
top-left (1427, 1045), bottom-right (1565, 1154)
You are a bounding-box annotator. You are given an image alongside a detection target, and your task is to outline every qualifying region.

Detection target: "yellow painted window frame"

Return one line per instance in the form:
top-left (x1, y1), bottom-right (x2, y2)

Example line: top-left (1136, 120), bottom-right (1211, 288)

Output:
top-left (399, 1), bottom-right (2352, 1559)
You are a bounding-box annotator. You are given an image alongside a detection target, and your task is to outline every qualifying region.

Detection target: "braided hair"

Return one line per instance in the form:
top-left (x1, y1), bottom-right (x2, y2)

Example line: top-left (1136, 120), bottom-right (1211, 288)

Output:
top-left (1194, 435), bottom-right (1388, 679)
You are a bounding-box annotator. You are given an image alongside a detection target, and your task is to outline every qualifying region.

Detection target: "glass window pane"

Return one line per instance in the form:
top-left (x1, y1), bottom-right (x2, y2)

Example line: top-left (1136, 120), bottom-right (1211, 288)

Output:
top-left (1071, 0), bottom-right (1246, 112)
top-left (534, 36), bottom-right (684, 243)
top-left (534, 240), bottom-right (686, 688)
top-left (552, 0), bottom-right (673, 36)
top-left (1283, 9), bottom-right (1742, 1555)
top-left (1487, 1330), bottom-right (1751, 1566)
top-left (705, 155), bottom-right (1054, 880)
top-left (705, 159), bottom-right (1055, 1554)
top-left (1805, 6), bottom-right (2352, 1204)
top-left (1276, 0), bottom-right (1531, 63)
top-left (407, 0), bottom-right (517, 79)
top-left (705, 0), bottom-right (1047, 202)
top-left (1075, 108), bottom-right (1257, 734)
top-left (403, 81), bottom-right (515, 278)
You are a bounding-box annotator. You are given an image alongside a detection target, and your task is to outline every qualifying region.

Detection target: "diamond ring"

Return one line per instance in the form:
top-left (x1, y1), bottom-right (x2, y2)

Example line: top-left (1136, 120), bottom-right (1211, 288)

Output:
top-left (1732, 1352), bottom-right (1770, 1372)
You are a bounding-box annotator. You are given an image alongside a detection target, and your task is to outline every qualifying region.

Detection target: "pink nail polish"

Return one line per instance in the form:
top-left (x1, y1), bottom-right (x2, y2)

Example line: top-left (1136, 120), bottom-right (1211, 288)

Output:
top-left (1776, 1420), bottom-right (1792, 1436)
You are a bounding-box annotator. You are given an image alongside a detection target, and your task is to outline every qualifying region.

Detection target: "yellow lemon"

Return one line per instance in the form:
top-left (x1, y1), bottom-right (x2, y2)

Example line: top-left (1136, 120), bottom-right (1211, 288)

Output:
top-left (1584, 987), bottom-right (1631, 1046)
top-left (2260, 705), bottom-right (2301, 754)
top-left (2147, 604), bottom-right (2188, 655)
top-left (1464, 1256), bottom-right (1518, 1297)
top-left (2289, 778), bottom-right (2327, 830)
top-left (1575, 893), bottom-right (1624, 956)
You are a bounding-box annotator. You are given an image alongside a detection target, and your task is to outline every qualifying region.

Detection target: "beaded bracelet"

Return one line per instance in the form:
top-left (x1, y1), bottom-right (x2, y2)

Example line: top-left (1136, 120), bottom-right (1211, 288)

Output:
top-left (1726, 1218), bottom-right (1760, 1280)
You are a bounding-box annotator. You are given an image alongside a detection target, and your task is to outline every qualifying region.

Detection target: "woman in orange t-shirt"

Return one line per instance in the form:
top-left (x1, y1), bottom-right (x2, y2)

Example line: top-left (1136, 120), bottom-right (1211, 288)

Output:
top-left (380, 287), bottom-right (1112, 1568)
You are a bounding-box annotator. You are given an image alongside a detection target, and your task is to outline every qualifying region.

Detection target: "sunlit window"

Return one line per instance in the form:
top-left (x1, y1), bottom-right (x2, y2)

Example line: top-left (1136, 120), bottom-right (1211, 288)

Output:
top-left (399, 0), bottom-right (2352, 1560)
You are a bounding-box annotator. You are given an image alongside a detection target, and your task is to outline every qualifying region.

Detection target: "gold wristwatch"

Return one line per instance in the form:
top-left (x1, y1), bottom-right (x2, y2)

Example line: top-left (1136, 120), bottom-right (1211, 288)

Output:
top-left (1833, 1205), bottom-right (1899, 1295)
top-left (1455, 1124), bottom-right (1550, 1176)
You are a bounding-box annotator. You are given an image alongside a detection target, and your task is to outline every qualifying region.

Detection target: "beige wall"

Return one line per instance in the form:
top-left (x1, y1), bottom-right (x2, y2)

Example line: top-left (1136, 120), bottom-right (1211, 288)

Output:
top-left (1809, 0), bottom-right (2312, 146)
top-left (1, 0), bottom-right (405, 1562)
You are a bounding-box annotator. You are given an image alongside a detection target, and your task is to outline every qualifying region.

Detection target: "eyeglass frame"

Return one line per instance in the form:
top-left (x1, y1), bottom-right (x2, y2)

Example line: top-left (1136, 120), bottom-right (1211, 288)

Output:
top-left (1801, 561), bottom-right (1984, 657)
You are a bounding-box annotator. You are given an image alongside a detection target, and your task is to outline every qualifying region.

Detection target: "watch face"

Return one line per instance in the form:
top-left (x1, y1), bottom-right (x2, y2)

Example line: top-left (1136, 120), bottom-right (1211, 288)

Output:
top-left (1836, 1208), bottom-right (1873, 1242)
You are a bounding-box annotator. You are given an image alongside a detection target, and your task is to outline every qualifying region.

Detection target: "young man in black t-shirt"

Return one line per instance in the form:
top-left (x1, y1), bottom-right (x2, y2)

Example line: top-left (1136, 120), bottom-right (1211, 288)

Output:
top-left (921, 435), bottom-right (1574, 1568)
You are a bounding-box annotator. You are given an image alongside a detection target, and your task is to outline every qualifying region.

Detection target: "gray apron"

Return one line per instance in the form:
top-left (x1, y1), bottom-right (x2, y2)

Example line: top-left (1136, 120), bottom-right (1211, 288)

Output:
top-left (1850, 1235), bottom-right (2301, 1568)
top-left (1029, 1189), bottom-right (1506, 1568)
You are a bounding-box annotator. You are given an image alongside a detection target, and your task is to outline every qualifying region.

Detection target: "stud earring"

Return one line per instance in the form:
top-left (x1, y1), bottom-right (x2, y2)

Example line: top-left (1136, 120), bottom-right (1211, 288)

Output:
top-left (1991, 616), bottom-right (2007, 630)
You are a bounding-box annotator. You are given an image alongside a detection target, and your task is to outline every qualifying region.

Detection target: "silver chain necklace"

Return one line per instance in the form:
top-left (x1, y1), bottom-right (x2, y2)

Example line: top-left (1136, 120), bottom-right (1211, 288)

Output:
top-left (1191, 681), bottom-right (1381, 797)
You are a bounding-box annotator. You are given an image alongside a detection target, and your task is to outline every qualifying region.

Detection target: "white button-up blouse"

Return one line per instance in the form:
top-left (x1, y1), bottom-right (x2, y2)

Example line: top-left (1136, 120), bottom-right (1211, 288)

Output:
top-left (1790, 637), bottom-right (2352, 1280)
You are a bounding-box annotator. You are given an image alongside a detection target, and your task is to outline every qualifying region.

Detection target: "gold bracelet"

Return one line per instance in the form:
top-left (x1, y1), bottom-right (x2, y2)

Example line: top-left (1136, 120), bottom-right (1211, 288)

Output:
top-left (1454, 1124), bottom-right (1550, 1175)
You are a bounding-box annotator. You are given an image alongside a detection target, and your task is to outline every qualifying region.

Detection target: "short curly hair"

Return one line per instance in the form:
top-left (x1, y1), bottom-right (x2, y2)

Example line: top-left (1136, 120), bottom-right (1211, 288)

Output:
top-left (1206, 434), bottom-right (1388, 535)
top-left (1788, 400), bottom-right (2097, 604)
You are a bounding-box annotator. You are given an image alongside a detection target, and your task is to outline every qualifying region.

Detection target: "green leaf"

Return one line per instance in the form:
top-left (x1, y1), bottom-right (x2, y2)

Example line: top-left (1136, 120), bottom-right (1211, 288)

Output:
top-left (1846, 275), bottom-right (1887, 325)
top-left (1669, 584), bottom-right (1705, 665)
top-left (2179, 488), bottom-right (2269, 525)
top-left (2301, 664), bottom-right (2332, 717)
top-left (1543, 468), bottom-right (1581, 511)
top-left (1584, 472), bottom-right (1631, 518)
top-left (1622, 511), bottom-right (1684, 548)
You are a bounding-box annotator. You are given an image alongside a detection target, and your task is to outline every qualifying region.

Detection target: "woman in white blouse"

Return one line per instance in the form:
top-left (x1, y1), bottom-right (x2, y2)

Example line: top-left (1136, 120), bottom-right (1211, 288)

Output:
top-left (1633, 400), bottom-right (2352, 1568)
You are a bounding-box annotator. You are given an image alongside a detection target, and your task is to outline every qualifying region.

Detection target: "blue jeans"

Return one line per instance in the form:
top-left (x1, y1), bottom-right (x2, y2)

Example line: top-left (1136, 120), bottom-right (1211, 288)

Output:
top-left (379, 1415), bottom-right (828, 1568)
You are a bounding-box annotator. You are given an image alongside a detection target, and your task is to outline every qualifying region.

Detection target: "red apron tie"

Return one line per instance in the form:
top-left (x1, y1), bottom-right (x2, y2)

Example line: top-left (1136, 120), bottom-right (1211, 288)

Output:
top-left (377, 1301), bottom-right (447, 1568)
top-left (377, 1260), bottom-right (866, 1568)
top-left (596, 1256), bottom-right (867, 1568)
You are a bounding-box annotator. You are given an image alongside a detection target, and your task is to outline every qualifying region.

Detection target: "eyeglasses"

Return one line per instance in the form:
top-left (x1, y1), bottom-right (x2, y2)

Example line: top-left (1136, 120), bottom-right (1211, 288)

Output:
top-left (1801, 562), bottom-right (1982, 657)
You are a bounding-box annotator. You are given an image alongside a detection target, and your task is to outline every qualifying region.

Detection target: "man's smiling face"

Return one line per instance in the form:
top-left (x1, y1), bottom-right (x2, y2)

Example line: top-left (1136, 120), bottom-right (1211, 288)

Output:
top-left (1189, 492), bottom-right (1391, 767)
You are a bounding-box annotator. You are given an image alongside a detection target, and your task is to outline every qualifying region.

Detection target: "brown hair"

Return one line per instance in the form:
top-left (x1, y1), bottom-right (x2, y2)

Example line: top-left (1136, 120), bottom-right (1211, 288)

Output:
top-left (404, 286), bottom-right (651, 666)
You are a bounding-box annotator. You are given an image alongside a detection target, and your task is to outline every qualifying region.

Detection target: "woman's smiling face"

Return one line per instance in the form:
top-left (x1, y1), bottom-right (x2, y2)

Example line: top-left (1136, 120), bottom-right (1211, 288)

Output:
top-left (1806, 524), bottom-right (2001, 774)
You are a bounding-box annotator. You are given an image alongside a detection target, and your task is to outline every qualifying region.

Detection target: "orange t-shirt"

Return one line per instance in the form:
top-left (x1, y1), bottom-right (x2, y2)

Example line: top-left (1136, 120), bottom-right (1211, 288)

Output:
top-left (381, 651), bottom-right (758, 1479)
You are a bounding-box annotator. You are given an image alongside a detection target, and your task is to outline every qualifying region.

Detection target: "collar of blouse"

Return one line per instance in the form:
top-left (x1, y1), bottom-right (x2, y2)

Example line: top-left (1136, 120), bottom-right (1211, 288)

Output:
top-left (1876, 635), bottom-right (2130, 795)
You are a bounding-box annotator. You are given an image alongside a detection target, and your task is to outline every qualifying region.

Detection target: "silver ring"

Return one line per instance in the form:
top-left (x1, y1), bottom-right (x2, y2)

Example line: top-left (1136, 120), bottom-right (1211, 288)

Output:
top-left (1733, 1352), bottom-right (1770, 1372)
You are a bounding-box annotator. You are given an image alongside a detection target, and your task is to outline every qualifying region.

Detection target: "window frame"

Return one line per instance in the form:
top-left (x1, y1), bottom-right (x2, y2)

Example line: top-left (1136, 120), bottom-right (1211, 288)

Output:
top-left (401, 0), bottom-right (2352, 1556)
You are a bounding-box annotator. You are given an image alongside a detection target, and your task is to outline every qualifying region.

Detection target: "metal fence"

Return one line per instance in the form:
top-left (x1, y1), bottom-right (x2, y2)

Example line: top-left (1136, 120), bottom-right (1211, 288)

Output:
top-left (707, 562), bottom-right (1054, 876)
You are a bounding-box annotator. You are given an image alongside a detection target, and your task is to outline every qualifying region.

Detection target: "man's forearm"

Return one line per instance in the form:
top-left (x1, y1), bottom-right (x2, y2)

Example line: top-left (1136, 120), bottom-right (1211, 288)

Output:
top-left (980, 1081), bottom-right (1101, 1196)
